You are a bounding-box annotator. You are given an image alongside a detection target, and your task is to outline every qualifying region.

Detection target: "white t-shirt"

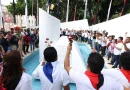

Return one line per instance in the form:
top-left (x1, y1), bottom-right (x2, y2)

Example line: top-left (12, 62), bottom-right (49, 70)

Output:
top-left (121, 43), bottom-right (130, 53)
top-left (65, 31), bottom-right (68, 35)
top-left (84, 33), bottom-right (88, 38)
top-left (21, 32), bottom-right (25, 36)
top-left (101, 37), bottom-right (107, 47)
top-left (69, 69), bottom-right (123, 90)
top-left (98, 37), bottom-right (102, 45)
top-left (15, 72), bottom-right (32, 90)
top-left (114, 43), bottom-right (123, 55)
top-left (37, 61), bottom-right (69, 90)
top-left (82, 33), bottom-right (85, 37)
top-left (102, 69), bottom-right (130, 88)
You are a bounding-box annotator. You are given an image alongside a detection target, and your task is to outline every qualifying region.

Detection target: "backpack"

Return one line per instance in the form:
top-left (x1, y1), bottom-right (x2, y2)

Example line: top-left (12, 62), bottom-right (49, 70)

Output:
top-left (10, 36), bottom-right (18, 45)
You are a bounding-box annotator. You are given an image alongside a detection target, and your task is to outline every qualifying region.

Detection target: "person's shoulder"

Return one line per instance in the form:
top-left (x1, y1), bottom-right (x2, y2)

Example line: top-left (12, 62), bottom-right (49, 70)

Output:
top-left (102, 69), bottom-right (121, 76)
top-left (22, 72), bottom-right (32, 81)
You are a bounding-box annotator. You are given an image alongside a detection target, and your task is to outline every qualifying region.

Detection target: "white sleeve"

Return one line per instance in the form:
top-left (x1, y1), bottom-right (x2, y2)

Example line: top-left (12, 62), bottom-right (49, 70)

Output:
top-left (69, 68), bottom-right (81, 83)
top-left (20, 80), bottom-right (32, 90)
top-left (102, 69), bottom-right (129, 88)
top-left (62, 69), bottom-right (70, 86)
top-left (109, 77), bottom-right (124, 90)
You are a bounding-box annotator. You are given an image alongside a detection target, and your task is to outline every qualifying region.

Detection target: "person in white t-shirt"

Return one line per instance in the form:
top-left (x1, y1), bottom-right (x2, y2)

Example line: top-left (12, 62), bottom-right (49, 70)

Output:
top-left (0, 50), bottom-right (32, 90)
top-left (102, 52), bottom-right (130, 90)
top-left (36, 47), bottom-right (70, 90)
top-left (64, 45), bottom-right (123, 90)
top-left (84, 30), bottom-right (88, 43)
top-left (81, 31), bottom-right (85, 42)
top-left (122, 37), bottom-right (130, 53)
top-left (96, 33), bottom-right (102, 53)
top-left (112, 37), bottom-right (123, 69)
top-left (101, 33), bottom-right (107, 56)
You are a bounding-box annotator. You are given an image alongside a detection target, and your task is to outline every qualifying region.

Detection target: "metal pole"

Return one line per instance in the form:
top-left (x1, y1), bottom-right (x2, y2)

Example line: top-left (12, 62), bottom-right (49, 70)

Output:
top-left (47, 1), bottom-right (50, 13)
top-left (13, 0), bottom-right (16, 24)
top-left (66, 0), bottom-right (69, 22)
top-left (84, 0), bottom-right (88, 19)
top-left (32, 0), bottom-right (33, 15)
top-left (106, 0), bottom-right (112, 21)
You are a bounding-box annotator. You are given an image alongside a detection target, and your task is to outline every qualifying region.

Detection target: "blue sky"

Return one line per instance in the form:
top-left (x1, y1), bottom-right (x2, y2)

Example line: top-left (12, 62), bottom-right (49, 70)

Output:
top-left (1, 0), bottom-right (16, 5)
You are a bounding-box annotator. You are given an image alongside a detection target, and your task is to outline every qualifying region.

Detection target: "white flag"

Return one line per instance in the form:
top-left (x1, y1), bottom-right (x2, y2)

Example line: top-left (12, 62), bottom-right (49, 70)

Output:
top-left (0, 0), bottom-right (4, 28)
top-left (24, 0), bottom-right (29, 28)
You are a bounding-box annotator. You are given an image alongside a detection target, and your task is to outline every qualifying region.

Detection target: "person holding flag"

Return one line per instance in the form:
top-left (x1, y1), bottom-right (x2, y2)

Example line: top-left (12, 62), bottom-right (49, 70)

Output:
top-left (35, 47), bottom-right (70, 90)
top-left (64, 44), bottom-right (124, 90)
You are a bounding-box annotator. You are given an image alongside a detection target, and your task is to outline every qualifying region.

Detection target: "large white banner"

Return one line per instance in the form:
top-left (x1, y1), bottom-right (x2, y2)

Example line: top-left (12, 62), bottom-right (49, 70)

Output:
top-left (61, 19), bottom-right (89, 30)
top-left (90, 14), bottom-right (130, 38)
top-left (39, 8), bottom-right (60, 62)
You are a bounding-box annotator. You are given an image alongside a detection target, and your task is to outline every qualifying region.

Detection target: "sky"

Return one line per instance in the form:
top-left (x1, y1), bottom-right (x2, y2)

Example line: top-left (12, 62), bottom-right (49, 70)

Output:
top-left (1, 0), bottom-right (16, 5)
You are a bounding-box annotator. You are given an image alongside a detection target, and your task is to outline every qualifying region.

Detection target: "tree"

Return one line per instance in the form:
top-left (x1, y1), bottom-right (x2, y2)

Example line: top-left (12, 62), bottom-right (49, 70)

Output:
top-left (7, 0), bottom-right (47, 16)
top-left (7, 0), bottom-right (130, 25)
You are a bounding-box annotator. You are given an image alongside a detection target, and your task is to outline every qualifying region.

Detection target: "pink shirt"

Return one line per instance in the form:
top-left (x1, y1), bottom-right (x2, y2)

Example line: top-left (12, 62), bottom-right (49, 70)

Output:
top-left (110, 43), bottom-right (116, 53)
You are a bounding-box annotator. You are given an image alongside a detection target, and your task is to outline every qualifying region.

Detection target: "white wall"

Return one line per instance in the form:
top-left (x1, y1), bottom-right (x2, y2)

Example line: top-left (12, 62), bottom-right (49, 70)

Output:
top-left (39, 8), bottom-right (60, 62)
top-left (89, 14), bottom-right (130, 38)
top-left (15, 15), bottom-right (36, 27)
top-left (60, 19), bottom-right (89, 30)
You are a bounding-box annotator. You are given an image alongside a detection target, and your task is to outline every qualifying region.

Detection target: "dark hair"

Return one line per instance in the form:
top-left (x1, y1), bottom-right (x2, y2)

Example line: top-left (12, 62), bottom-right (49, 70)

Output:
top-left (119, 37), bottom-right (123, 41)
top-left (87, 53), bottom-right (104, 74)
top-left (120, 52), bottom-right (130, 70)
top-left (1, 50), bottom-right (24, 89)
top-left (44, 47), bottom-right (57, 62)
top-left (10, 28), bottom-right (14, 31)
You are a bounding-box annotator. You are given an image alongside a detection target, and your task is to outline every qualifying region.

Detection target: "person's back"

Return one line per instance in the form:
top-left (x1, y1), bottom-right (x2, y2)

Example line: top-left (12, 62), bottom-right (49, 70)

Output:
top-left (15, 72), bottom-right (32, 90)
top-left (70, 69), bottom-right (123, 90)
top-left (64, 45), bottom-right (123, 90)
top-left (0, 50), bottom-right (32, 90)
top-left (102, 52), bottom-right (130, 89)
top-left (38, 61), bottom-right (69, 90)
top-left (37, 47), bottom-right (69, 90)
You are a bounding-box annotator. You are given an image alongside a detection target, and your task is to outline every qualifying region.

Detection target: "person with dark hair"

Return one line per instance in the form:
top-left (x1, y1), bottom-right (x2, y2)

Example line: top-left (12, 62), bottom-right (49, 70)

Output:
top-left (0, 50), bottom-right (32, 90)
top-left (64, 44), bottom-right (123, 90)
top-left (101, 33), bottom-right (107, 56)
top-left (35, 29), bottom-right (39, 48)
top-left (122, 37), bottom-right (130, 52)
top-left (0, 28), bottom-right (5, 32)
top-left (112, 37), bottom-right (123, 68)
top-left (102, 51), bottom-right (130, 89)
top-left (0, 32), bottom-right (9, 52)
top-left (35, 47), bottom-right (70, 90)
top-left (30, 30), bottom-right (37, 53)
top-left (10, 33), bottom-right (18, 50)
top-left (23, 30), bottom-right (31, 54)
top-left (10, 28), bottom-right (14, 34)
top-left (96, 33), bottom-right (102, 53)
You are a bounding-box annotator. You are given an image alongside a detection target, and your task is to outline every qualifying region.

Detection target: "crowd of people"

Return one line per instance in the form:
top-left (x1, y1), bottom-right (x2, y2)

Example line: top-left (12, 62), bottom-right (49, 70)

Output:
top-left (60, 28), bottom-right (130, 69)
top-left (0, 28), bottom-right (39, 58)
top-left (0, 28), bottom-right (130, 90)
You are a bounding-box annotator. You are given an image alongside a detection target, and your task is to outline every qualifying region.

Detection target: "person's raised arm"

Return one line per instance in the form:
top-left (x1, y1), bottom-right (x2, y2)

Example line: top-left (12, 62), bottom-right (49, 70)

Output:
top-left (64, 85), bottom-right (70, 90)
top-left (123, 39), bottom-right (130, 51)
top-left (64, 45), bottom-right (72, 74)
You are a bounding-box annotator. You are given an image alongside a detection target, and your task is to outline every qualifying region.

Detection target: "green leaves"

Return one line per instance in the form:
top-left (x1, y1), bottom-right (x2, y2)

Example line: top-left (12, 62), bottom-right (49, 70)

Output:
top-left (6, 0), bottom-right (130, 25)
